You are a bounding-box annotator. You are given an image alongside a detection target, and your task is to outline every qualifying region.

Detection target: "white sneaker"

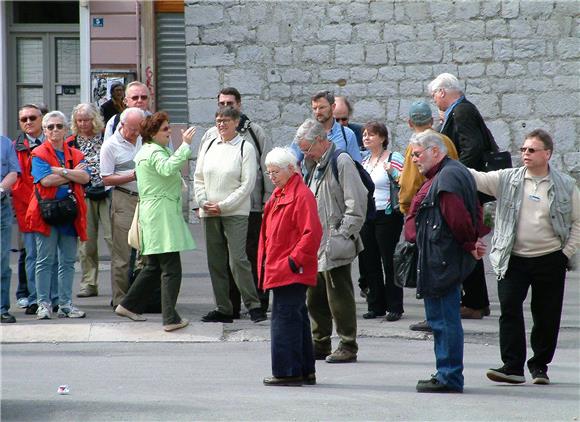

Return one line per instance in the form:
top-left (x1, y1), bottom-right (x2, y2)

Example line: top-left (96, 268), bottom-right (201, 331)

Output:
top-left (16, 298), bottom-right (29, 308)
top-left (36, 303), bottom-right (52, 320)
top-left (57, 305), bottom-right (86, 319)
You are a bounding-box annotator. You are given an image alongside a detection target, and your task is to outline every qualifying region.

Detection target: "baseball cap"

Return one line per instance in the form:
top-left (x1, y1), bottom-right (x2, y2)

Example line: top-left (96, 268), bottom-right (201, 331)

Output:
top-left (409, 101), bottom-right (433, 125)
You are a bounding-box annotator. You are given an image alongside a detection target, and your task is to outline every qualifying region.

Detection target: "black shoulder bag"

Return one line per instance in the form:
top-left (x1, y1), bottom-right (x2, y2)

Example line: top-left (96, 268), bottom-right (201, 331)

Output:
top-left (35, 157), bottom-right (78, 225)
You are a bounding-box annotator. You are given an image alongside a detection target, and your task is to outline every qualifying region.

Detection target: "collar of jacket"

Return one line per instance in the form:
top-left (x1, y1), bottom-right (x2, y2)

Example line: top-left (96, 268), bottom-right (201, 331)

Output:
top-left (273, 172), bottom-right (301, 206)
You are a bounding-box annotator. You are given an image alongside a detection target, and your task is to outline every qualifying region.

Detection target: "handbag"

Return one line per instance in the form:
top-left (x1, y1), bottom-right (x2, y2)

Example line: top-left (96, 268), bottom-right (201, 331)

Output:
top-left (85, 184), bottom-right (109, 201)
top-left (387, 152), bottom-right (401, 214)
top-left (35, 187), bottom-right (78, 226)
top-left (128, 201), bottom-right (140, 250)
top-left (393, 241), bottom-right (417, 289)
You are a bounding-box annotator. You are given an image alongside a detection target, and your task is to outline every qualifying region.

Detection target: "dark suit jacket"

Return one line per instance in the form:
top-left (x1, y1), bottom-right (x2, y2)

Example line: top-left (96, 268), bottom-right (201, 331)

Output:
top-left (348, 122), bottom-right (364, 150)
top-left (440, 98), bottom-right (490, 172)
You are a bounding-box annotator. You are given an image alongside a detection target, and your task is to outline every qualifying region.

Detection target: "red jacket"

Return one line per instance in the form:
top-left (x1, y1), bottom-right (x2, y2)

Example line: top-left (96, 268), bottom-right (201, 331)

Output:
top-left (12, 134), bottom-right (37, 232)
top-left (24, 141), bottom-right (88, 241)
top-left (257, 173), bottom-right (322, 290)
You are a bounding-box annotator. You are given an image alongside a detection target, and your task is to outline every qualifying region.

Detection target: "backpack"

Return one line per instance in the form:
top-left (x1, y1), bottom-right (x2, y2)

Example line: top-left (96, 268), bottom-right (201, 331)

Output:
top-left (330, 149), bottom-right (376, 222)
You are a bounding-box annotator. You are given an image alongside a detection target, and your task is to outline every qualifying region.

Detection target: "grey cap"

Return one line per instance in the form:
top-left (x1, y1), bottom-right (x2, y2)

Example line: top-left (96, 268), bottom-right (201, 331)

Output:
top-left (408, 101), bottom-right (433, 125)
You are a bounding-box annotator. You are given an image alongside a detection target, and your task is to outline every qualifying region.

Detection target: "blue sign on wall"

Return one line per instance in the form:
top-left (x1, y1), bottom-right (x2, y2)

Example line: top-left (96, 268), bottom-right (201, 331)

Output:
top-left (92, 17), bottom-right (104, 28)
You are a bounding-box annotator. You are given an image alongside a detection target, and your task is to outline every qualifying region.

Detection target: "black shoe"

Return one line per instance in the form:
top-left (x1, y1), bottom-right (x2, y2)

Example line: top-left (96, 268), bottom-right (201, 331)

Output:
top-left (314, 351), bottom-right (330, 361)
top-left (303, 373), bottom-right (316, 385)
top-left (1, 312), bottom-right (16, 323)
top-left (486, 365), bottom-right (525, 384)
top-left (201, 310), bottom-right (233, 323)
top-left (409, 319), bottom-right (432, 332)
top-left (530, 368), bottom-right (550, 385)
top-left (52, 305), bottom-right (59, 313)
top-left (25, 304), bottom-right (39, 315)
top-left (232, 311), bottom-right (241, 319)
top-left (263, 376), bottom-right (303, 386)
top-left (416, 377), bottom-right (461, 393)
top-left (363, 310), bottom-right (385, 319)
top-left (385, 312), bottom-right (402, 322)
top-left (249, 308), bottom-right (267, 323)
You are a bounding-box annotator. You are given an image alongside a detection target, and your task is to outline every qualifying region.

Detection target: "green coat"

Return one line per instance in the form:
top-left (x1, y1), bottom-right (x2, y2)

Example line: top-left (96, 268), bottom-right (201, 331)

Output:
top-left (134, 142), bottom-right (195, 255)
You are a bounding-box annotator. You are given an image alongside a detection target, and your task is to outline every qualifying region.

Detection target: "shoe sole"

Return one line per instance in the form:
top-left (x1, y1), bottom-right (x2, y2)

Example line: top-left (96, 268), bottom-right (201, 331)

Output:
top-left (58, 314), bottom-right (86, 319)
top-left (115, 306), bottom-right (147, 321)
top-left (486, 370), bottom-right (525, 384)
top-left (36, 315), bottom-right (51, 320)
top-left (532, 377), bottom-right (550, 385)
top-left (76, 293), bottom-right (98, 298)
top-left (164, 320), bottom-right (189, 332)
top-left (326, 357), bottom-right (357, 364)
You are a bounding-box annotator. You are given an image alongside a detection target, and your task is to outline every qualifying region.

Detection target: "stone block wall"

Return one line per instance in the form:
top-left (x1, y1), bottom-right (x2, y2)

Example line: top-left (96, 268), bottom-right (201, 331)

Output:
top-left (185, 0), bottom-right (579, 180)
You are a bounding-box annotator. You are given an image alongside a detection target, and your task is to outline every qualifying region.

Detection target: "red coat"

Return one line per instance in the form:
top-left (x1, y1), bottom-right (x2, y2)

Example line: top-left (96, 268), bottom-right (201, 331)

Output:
top-left (257, 172), bottom-right (322, 290)
top-left (24, 141), bottom-right (88, 241)
top-left (12, 134), bottom-right (36, 232)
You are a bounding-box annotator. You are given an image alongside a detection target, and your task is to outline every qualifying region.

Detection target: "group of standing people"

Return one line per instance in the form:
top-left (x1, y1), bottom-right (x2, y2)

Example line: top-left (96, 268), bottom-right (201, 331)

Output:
top-left (1, 73), bottom-right (578, 394)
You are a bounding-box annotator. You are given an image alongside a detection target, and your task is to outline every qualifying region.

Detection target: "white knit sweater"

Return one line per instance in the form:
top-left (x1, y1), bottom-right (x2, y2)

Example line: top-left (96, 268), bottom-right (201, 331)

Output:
top-left (194, 134), bottom-right (257, 217)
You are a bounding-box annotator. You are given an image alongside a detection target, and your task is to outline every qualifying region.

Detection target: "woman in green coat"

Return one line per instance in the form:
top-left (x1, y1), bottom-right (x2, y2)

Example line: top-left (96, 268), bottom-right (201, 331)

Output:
top-left (115, 111), bottom-right (196, 332)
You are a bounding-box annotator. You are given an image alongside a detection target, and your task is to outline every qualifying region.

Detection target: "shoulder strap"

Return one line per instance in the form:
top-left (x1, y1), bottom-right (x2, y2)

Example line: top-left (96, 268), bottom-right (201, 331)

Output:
top-left (330, 149), bottom-right (347, 185)
top-left (246, 125), bottom-right (261, 157)
top-left (240, 139), bottom-right (245, 158)
top-left (205, 138), bottom-right (217, 155)
top-left (112, 113), bottom-right (121, 133)
top-left (339, 125), bottom-right (349, 151)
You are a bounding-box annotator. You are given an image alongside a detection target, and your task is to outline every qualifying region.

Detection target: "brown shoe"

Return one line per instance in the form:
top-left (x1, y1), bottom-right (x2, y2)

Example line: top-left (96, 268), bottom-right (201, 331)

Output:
top-left (460, 306), bottom-right (484, 319)
top-left (325, 349), bottom-right (357, 363)
top-left (77, 288), bottom-right (98, 298)
top-left (163, 319), bottom-right (189, 332)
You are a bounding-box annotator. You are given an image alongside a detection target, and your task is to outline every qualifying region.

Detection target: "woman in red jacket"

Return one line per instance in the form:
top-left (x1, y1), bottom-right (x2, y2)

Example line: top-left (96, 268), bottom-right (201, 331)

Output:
top-left (258, 147), bottom-right (322, 387)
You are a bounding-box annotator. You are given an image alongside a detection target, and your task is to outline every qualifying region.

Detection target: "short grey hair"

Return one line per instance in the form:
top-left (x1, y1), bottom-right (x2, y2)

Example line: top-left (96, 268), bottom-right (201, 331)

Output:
top-left (42, 111), bottom-right (67, 128)
top-left (120, 107), bottom-right (145, 123)
top-left (410, 131), bottom-right (448, 155)
top-left (294, 118), bottom-right (326, 145)
top-left (428, 73), bottom-right (463, 95)
top-left (265, 147), bottom-right (298, 170)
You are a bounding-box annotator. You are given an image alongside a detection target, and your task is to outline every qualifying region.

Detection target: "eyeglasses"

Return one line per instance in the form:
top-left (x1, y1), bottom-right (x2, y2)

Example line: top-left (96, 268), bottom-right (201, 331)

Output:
top-left (46, 123), bottom-right (64, 131)
top-left (264, 170), bottom-right (281, 177)
top-left (218, 101), bottom-right (236, 107)
top-left (129, 95), bottom-right (148, 101)
top-left (300, 141), bottom-right (316, 155)
top-left (20, 115), bottom-right (38, 123)
top-left (519, 147), bottom-right (546, 154)
top-left (411, 146), bottom-right (433, 158)
top-left (335, 117), bottom-right (349, 123)
top-left (216, 118), bottom-right (233, 125)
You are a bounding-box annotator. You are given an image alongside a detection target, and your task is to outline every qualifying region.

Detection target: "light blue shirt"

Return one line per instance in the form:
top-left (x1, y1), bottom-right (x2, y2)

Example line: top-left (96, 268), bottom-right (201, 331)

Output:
top-left (1, 136), bottom-right (20, 178)
top-left (291, 120), bottom-right (362, 163)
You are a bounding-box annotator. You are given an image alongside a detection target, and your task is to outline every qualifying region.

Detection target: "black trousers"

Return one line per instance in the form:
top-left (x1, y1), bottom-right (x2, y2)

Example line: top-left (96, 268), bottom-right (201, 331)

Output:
top-left (461, 259), bottom-right (489, 309)
top-left (271, 283), bottom-right (315, 377)
top-left (229, 211), bottom-right (269, 314)
top-left (358, 211), bottom-right (404, 314)
top-left (498, 250), bottom-right (567, 373)
top-left (122, 252), bottom-right (182, 325)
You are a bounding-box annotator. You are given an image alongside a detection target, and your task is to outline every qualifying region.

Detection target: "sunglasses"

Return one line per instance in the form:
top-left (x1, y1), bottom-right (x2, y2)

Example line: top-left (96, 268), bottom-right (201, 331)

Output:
top-left (20, 115), bottom-right (38, 123)
top-left (46, 123), bottom-right (64, 131)
top-left (519, 147), bottom-right (545, 154)
top-left (160, 126), bottom-right (170, 132)
top-left (129, 95), bottom-right (148, 101)
top-left (411, 146), bottom-right (433, 158)
top-left (335, 117), bottom-right (349, 123)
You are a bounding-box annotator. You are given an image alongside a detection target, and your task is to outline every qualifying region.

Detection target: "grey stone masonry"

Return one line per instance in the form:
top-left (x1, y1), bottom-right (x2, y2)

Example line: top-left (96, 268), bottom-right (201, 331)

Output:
top-left (185, 0), bottom-right (579, 181)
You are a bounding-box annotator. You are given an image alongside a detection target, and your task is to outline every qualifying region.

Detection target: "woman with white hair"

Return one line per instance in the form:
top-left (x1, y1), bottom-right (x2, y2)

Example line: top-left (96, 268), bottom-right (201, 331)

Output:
top-left (258, 147), bottom-right (323, 386)
top-left (67, 103), bottom-right (112, 298)
top-left (25, 111), bottom-right (91, 320)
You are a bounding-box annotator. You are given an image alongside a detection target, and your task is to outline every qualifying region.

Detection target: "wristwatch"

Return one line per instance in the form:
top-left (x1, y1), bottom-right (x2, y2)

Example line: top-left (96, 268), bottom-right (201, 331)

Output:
top-left (62, 169), bottom-right (69, 176)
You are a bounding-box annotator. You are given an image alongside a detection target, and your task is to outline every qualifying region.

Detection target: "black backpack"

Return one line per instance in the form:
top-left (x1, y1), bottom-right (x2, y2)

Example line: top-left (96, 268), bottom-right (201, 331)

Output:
top-left (330, 149), bottom-right (376, 222)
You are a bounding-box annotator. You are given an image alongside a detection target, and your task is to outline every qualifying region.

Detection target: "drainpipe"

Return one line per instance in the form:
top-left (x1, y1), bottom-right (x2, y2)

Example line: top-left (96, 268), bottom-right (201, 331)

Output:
top-left (79, 0), bottom-right (91, 103)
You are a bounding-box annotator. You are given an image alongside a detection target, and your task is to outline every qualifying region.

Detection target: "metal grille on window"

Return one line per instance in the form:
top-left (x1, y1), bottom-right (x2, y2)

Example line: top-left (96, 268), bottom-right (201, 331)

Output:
top-left (155, 13), bottom-right (187, 124)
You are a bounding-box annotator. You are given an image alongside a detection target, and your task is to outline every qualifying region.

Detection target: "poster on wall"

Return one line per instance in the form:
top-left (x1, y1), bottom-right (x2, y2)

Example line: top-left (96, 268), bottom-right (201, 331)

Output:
top-left (90, 71), bottom-right (136, 106)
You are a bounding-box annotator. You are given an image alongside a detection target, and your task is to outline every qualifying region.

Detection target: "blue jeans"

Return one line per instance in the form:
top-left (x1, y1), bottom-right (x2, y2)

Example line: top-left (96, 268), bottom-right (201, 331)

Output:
top-left (1, 200), bottom-right (13, 313)
top-left (424, 285), bottom-right (464, 392)
top-left (271, 283), bottom-right (315, 378)
top-left (24, 232), bottom-right (58, 305)
top-left (35, 229), bottom-right (76, 307)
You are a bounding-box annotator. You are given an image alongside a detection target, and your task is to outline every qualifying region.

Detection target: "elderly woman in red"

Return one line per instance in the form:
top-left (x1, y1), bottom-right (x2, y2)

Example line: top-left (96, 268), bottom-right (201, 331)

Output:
top-left (258, 147), bottom-right (322, 387)
top-left (25, 111), bottom-right (89, 320)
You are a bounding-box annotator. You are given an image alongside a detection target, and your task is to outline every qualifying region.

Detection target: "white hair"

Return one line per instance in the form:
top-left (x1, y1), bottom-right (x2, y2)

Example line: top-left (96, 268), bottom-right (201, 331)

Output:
top-left (428, 73), bottom-right (463, 95)
top-left (42, 110), bottom-right (67, 128)
top-left (265, 147), bottom-right (298, 170)
top-left (410, 131), bottom-right (448, 155)
top-left (294, 118), bottom-right (326, 144)
top-left (120, 107), bottom-right (145, 123)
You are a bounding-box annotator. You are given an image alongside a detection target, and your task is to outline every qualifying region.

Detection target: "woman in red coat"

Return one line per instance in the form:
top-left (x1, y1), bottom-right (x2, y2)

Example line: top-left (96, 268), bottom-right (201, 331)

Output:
top-left (258, 147), bottom-right (322, 387)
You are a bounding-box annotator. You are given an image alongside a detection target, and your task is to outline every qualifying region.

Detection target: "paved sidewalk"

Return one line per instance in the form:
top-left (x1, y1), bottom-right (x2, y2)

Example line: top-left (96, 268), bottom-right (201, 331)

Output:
top-left (1, 223), bottom-right (579, 348)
